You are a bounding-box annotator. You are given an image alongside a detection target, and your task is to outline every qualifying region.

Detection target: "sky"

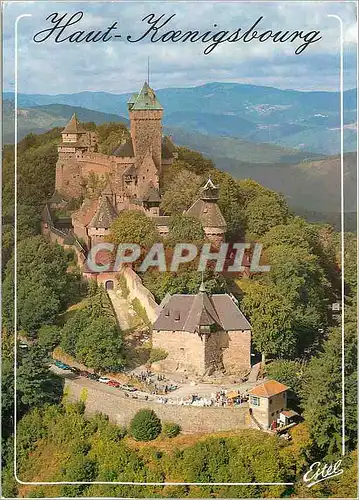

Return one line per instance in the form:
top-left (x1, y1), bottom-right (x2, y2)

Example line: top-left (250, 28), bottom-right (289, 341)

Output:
top-left (3, 0), bottom-right (358, 95)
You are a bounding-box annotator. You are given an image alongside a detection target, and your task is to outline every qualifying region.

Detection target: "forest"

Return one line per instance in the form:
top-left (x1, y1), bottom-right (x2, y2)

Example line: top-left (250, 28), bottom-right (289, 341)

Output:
top-left (1, 122), bottom-right (357, 498)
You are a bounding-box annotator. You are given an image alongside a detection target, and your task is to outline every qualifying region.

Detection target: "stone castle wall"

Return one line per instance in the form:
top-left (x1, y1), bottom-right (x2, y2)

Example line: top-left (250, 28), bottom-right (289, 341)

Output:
top-left (152, 330), bottom-right (206, 374)
top-left (153, 329), bottom-right (251, 376)
top-left (120, 266), bottom-right (159, 323)
top-left (43, 224), bottom-right (87, 268)
top-left (64, 378), bottom-right (248, 433)
top-left (222, 330), bottom-right (251, 374)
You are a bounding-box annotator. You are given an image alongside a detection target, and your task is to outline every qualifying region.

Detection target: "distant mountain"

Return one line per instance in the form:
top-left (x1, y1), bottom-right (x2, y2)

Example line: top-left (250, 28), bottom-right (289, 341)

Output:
top-left (3, 102), bottom-right (128, 144)
top-left (165, 127), bottom-right (322, 164)
top-left (213, 152), bottom-right (357, 216)
top-left (4, 82), bottom-right (357, 154)
top-left (2, 94), bottom-right (356, 227)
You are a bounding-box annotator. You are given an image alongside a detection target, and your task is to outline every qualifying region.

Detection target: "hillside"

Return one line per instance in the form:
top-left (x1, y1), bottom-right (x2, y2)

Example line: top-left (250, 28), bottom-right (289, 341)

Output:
top-left (4, 82), bottom-right (357, 154)
top-left (166, 127), bottom-right (321, 164)
top-left (214, 152), bottom-right (356, 224)
top-left (3, 102), bottom-right (128, 144)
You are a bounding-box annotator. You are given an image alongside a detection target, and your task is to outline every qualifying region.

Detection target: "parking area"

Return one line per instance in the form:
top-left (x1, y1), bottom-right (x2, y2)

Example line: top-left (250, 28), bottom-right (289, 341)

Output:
top-left (51, 361), bottom-right (258, 408)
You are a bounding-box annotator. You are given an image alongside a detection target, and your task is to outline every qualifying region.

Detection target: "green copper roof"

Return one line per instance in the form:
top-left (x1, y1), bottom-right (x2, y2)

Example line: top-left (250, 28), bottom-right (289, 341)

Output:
top-left (128, 82), bottom-right (163, 111)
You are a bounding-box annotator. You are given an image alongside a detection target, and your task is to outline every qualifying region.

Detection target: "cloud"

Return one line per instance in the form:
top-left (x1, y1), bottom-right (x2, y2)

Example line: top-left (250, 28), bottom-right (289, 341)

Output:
top-left (3, 1), bottom-right (358, 94)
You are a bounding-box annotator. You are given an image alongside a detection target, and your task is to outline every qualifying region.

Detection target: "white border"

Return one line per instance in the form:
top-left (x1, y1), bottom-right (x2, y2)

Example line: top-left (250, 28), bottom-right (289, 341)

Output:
top-left (11, 0), bottom-right (351, 490)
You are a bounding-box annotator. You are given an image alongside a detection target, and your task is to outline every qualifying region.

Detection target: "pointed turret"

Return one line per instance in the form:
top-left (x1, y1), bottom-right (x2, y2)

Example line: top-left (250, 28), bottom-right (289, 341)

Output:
top-left (200, 178), bottom-right (220, 201)
top-left (62, 113), bottom-right (85, 134)
top-left (88, 195), bottom-right (118, 229)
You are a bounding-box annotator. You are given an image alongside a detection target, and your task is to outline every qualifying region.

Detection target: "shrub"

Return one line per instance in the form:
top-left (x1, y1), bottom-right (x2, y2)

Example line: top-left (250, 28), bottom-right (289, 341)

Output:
top-left (118, 274), bottom-right (130, 299)
top-left (129, 409), bottom-right (162, 441)
top-left (148, 348), bottom-right (168, 364)
top-left (162, 421), bottom-right (181, 438)
top-left (37, 324), bottom-right (62, 351)
top-left (131, 298), bottom-right (150, 326)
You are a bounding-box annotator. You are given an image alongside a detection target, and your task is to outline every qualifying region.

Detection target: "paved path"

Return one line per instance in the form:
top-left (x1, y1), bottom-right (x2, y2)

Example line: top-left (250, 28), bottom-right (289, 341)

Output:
top-left (107, 290), bottom-right (131, 330)
top-left (52, 365), bottom-right (258, 402)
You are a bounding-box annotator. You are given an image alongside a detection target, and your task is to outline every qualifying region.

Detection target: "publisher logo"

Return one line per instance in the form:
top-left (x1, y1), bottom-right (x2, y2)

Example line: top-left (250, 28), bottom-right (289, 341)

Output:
top-left (303, 460), bottom-right (344, 488)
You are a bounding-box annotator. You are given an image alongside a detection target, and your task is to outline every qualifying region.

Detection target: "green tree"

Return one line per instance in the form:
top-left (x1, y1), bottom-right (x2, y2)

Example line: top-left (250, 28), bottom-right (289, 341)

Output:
top-left (60, 455), bottom-right (98, 497)
top-left (37, 325), bottom-right (62, 352)
top-left (245, 193), bottom-right (289, 237)
top-left (161, 169), bottom-right (202, 215)
top-left (176, 146), bottom-right (214, 175)
top-left (168, 214), bottom-right (205, 244)
top-left (96, 122), bottom-right (130, 155)
top-left (266, 360), bottom-right (304, 402)
top-left (142, 269), bottom-right (227, 303)
top-left (109, 210), bottom-right (158, 249)
top-left (2, 236), bottom-right (81, 334)
top-left (266, 244), bottom-right (329, 354)
top-left (300, 309), bottom-right (357, 458)
top-left (61, 308), bottom-right (91, 357)
top-left (17, 345), bottom-right (63, 410)
top-left (75, 317), bottom-right (123, 372)
top-left (130, 409), bottom-right (162, 441)
top-left (210, 170), bottom-right (246, 241)
top-left (18, 282), bottom-right (61, 334)
top-left (2, 330), bottom-right (15, 437)
top-left (241, 281), bottom-right (297, 361)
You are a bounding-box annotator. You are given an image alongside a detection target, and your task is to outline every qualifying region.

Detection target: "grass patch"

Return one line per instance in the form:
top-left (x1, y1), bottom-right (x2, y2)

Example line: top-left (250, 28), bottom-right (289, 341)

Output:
top-left (131, 298), bottom-right (151, 327)
top-left (148, 348), bottom-right (168, 364)
top-left (118, 274), bottom-right (130, 299)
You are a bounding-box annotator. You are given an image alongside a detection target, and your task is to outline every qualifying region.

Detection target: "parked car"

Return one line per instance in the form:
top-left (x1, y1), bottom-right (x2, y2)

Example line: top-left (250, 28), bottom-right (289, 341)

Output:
top-left (54, 360), bottom-right (71, 370)
top-left (70, 366), bottom-right (80, 374)
top-left (79, 370), bottom-right (90, 377)
top-left (107, 380), bottom-right (121, 387)
top-left (121, 384), bottom-right (137, 392)
top-left (98, 377), bottom-right (110, 384)
top-left (87, 373), bottom-right (99, 381)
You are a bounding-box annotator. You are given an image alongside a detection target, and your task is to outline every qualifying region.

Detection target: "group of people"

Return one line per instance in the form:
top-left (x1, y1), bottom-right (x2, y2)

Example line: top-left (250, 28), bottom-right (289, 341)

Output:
top-left (131, 369), bottom-right (177, 395)
top-left (154, 390), bottom-right (248, 408)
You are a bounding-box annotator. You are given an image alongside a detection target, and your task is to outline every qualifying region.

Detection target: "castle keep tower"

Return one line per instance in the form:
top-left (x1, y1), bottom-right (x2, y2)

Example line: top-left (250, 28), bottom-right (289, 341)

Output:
top-left (128, 82), bottom-right (163, 171)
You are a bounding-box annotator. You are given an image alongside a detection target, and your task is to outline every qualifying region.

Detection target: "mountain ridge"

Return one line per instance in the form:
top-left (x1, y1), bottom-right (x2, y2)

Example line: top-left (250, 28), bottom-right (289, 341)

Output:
top-left (4, 82), bottom-right (356, 155)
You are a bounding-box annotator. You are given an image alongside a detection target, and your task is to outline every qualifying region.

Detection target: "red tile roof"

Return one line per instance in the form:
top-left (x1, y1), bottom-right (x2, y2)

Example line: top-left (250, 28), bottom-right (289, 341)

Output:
top-left (248, 380), bottom-right (289, 398)
top-left (72, 199), bottom-right (98, 227)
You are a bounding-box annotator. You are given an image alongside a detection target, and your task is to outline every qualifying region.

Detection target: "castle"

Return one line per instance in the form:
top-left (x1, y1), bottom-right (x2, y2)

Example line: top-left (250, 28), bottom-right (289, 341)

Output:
top-left (41, 82), bottom-right (251, 377)
top-left (45, 82), bottom-right (227, 253)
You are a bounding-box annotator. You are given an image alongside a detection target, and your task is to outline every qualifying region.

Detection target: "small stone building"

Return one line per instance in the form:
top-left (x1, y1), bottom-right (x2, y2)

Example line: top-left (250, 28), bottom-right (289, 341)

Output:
top-left (248, 380), bottom-right (289, 429)
top-left (152, 284), bottom-right (251, 375)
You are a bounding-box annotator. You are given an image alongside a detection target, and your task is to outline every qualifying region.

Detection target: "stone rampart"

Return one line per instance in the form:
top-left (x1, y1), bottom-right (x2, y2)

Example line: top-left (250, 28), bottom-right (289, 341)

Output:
top-left (120, 266), bottom-right (159, 323)
top-left (64, 378), bottom-right (248, 433)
